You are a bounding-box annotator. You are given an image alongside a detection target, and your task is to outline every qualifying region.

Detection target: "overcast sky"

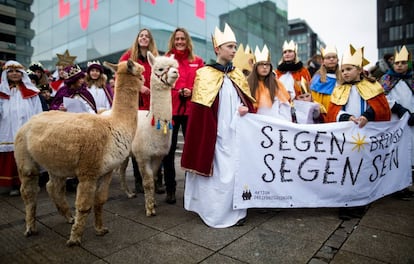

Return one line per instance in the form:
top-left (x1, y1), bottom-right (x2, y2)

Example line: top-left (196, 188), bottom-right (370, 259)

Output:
top-left (288, 0), bottom-right (378, 68)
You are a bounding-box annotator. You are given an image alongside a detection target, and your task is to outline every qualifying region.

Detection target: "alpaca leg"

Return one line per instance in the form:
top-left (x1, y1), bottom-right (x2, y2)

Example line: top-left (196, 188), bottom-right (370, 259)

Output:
top-left (119, 157), bottom-right (136, 198)
top-left (66, 179), bottom-right (96, 247)
top-left (46, 175), bottom-right (73, 224)
top-left (94, 172), bottom-right (112, 236)
top-left (19, 172), bottom-right (40, 236)
top-left (139, 161), bottom-right (156, 216)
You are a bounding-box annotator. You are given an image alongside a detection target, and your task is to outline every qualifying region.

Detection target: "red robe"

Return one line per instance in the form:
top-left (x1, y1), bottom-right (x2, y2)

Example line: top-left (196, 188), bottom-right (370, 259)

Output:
top-left (325, 80), bottom-right (391, 122)
top-left (181, 65), bottom-right (255, 176)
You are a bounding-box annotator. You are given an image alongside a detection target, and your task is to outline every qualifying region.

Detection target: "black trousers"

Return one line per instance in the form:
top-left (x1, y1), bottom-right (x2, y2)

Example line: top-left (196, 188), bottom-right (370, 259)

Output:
top-left (163, 115), bottom-right (187, 193)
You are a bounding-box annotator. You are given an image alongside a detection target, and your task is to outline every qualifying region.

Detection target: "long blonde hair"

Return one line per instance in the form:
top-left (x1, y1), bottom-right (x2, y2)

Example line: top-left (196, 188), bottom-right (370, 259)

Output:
top-left (129, 28), bottom-right (159, 60)
top-left (317, 65), bottom-right (342, 83)
top-left (86, 71), bottom-right (107, 88)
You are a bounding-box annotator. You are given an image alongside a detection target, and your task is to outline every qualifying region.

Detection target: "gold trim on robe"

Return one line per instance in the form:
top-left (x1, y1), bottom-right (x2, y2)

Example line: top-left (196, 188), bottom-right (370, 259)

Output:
top-left (191, 66), bottom-right (255, 107)
top-left (330, 79), bottom-right (385, 105)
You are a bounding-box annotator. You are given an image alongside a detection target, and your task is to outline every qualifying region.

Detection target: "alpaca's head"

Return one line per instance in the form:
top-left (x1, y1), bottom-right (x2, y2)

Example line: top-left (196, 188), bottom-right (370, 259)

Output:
top-left (147, 51), bottom-right (179, 89)
top-left (103, 60), bottom-right (144, 80)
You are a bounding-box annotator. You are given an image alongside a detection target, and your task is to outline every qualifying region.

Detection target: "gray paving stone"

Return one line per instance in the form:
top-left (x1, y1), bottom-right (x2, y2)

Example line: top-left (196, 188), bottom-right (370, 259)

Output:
top-left (341, 226), bottom-right (414, 263)
top-left (0, 222), bottom-right (66, 257)
top-left (331, 250), bottom-right (387, 264)
top-left (166, 218), bottom-right (252, 251)
top-left (219, 227), bottom-right (319, 264)
top-left (259, 209), bottom-right (340, 243)
top-left (103, 233), bottom-right (212, 264)
top-left (360, 198), bottom-right (414, 236)
top-left (80, 216), bottom-right (159, 258)
top-left (200, 253), bottom-right (245, 264)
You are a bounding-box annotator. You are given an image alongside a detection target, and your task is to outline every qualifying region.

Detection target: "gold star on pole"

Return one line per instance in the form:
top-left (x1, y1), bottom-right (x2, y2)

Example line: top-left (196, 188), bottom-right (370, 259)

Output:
top-left (56, 49), bottom-right (77, 66)
top-left (351, 132), bottom-right (368, 152)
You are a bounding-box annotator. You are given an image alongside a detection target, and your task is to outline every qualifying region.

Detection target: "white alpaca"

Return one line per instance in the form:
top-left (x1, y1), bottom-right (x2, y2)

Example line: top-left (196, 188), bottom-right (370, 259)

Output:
top-left (14, 60), bottom-right (143, 246)
top-left (118, 52), bottom-right (178, 216)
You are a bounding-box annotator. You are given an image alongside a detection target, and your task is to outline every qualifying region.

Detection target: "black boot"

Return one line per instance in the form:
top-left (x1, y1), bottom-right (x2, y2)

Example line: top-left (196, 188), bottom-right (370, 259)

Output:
top-left (132, 156), bottom-right (144, 193)
top-left (155, 180), bottom-right (166, 194)
top-left (155, 166), bottom-right (165, 194)
top-left (66, 178), bottom-right (78, 192)
top-left (165, 191), bottom-right (176, 204)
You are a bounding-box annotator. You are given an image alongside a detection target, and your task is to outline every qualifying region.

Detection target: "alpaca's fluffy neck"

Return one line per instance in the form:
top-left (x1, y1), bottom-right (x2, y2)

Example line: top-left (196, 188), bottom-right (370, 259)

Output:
top-left (111, 76), bottom-right (139, 127)
top-left (150, 84), bottom-right (172, 122)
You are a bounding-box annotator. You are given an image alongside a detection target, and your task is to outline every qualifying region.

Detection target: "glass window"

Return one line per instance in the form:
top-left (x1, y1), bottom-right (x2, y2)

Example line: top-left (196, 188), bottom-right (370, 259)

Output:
top-left (36, 7), bottom-right (53, 32)
top-left (140, 1), bottom-right (178, 26)
top-left (109, 16), bottom-right (139, 54)
top-left (406, 23), bottom-right (414, 39)
top-left (84, 0), bottom-right (109, 33)
top-left (68, 36), bottom-right (87, 62)
top-left (110, 1), bottom-right (138, 24)
top-left (178, 1), bottom-right (206, 38)
top-left (52, 22), bottom-right (69, 47)
top-left (67, 14), bottom-right (86, 41)
top-left (36, 30), bottom-right (52, 54)
top-left (87, 27), bottom-right (110, 60)
top-left (385, 7), bottom-right (392, 22)
top-left (395, 5), bottom-right (403, 20)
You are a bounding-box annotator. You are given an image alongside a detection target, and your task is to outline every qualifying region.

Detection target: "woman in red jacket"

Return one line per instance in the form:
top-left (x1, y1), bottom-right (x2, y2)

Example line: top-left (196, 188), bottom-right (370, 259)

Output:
top-left (119, 28), bottom-right (161, 194)
top-left (119, 28), bottom-right (159, 110)
top-left (163, 28), bottom-right (204, 204)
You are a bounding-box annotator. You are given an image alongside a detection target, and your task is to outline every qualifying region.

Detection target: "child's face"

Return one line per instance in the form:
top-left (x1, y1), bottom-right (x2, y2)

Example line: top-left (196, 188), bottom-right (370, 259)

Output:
top-left (341, 64), bottom-right (361, 83)
top-left (256, 62), bottom-right (271, 77)
top-left (89, 68), bottom-right (101, 80)
top-left (393, 61), bottom-right (408, 74)
top-left (41, 90), bottom-right (51, 100)
top-left (282, 50), bottom-right (296, 63)
top-left (296, 93), bottom-right (312, 102)
top-left (323, 53), bottom-right (338, 69)
top-left (216, 42), bottom-right (237, 64)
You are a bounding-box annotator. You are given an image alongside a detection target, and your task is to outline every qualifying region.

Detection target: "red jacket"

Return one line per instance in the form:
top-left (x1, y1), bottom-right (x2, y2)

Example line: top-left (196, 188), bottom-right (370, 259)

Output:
top-left (119, 50), bottom-right (152, 110)
top-left (166, 49), bottom-right (204, 116)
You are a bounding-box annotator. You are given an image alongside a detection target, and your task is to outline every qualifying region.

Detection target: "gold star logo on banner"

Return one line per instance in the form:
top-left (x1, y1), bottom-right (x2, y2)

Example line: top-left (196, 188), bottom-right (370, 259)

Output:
top-left (351, 133), bottom-right (367, 152)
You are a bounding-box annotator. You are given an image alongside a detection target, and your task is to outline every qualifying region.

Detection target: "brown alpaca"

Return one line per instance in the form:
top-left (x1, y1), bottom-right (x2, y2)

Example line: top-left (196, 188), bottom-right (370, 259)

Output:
top-left (14, 59), bottom-right (143, 247)
top-left (118, 52), bottom-right (178, 217)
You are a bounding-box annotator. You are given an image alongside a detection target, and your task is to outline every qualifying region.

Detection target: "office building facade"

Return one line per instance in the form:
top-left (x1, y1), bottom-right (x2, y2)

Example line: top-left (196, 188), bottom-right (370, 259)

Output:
top-left (377, 0), bottom-right (414, 58)
top-left (0, 0), bottom-right (34, 65)
top-left (28, 0), bottom-right (288, 70)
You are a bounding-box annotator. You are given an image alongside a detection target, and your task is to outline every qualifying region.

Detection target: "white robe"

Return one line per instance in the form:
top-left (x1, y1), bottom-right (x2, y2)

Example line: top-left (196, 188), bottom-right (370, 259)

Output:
top-left (0, 88), bottom-right (43, 152)
top-left (88, 84), bottom-right (111, 112)
top-left (386, 79), bottom-right (414, 165)
top-left (184, 75), bottom-right (247, 228)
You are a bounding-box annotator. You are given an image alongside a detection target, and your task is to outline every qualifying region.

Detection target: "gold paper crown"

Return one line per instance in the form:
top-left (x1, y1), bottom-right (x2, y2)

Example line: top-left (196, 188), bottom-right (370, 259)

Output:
top-left (212, 23), bottom-right (236, 48)
top-left (254, 44), bottom-right (270, 63)
top-left (56, 49), bottom-right (77, 67)
top-left (65, 64), bottom-right (83, 80)
top-left (320, 45), bottom-right (337, 57)
top-left (233, 44), bottom-right (254, 72)
top-left (245, 44), bottom-right (252, 54)
top-left (282, 40), bottom-right (298, 53)
top-left (394, 45), bottom-right (410, 63)
top-left (341, 44), bottom-right (370, 67)
top-left (300, 76), bottom-right (309, 94)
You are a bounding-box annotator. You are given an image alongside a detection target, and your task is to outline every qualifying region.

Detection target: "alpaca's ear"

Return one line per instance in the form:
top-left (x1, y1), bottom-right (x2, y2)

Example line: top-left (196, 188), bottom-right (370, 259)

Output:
top-left (147, 51), bottom-right (155, 67)
top-left (170, 54), bottom-right (175, 60)
top-left (103, 61), bottom-right (117, 73)
top-left (127, 59), bottom-right (135, 74)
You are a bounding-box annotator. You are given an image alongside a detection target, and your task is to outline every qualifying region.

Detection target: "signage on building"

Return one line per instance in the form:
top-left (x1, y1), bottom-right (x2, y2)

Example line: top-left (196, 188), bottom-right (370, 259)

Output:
top-left (59, 0), bottom-right (205, 30)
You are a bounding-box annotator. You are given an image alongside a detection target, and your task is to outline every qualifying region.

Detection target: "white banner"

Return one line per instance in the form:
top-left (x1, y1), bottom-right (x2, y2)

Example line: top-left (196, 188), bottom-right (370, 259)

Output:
top-left (233, 113), bottom-right (412, 209)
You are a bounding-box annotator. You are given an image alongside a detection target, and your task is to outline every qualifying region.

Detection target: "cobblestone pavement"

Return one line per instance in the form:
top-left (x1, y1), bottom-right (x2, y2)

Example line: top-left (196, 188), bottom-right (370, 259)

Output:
top-left (1, 158), bottom-right (413, 263)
